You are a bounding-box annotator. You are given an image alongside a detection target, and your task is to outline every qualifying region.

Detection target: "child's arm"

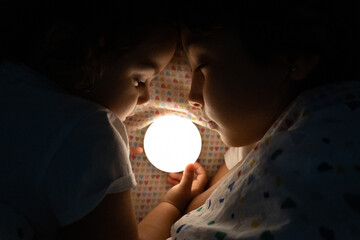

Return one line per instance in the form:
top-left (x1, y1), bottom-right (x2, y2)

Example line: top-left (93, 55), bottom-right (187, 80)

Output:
top-left (167, 164), bottom-right (229, 213)
top-left (168, 143), bottom-right (257, 213)
top-left (59, 163), bottom-right (207, 240)
top-left (138, 163), bottom-right (206, 239)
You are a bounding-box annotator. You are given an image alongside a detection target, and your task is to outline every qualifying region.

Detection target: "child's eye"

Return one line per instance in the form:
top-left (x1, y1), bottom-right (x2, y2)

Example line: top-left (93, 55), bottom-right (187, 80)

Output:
top-left (194, 63), bottom-right (207, 72)
top-left (133, 78), bottom-right (146, 87)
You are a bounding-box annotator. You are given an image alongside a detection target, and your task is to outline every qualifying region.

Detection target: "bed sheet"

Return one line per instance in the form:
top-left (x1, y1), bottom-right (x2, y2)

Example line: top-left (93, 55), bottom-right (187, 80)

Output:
top-left (124, 49), bottom-right (229, 222)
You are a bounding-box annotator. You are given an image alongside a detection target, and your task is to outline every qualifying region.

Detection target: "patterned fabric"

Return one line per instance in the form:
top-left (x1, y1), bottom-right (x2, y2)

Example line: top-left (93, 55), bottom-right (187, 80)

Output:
top-left (170, 81), bottom-right (360, 240)
top-left (124, 49), bottom-right (228, 222)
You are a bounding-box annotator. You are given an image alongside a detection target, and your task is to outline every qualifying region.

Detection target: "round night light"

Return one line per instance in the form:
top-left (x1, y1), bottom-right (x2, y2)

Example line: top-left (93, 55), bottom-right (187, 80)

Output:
top-left (143, 115), bottom-right (202, 173)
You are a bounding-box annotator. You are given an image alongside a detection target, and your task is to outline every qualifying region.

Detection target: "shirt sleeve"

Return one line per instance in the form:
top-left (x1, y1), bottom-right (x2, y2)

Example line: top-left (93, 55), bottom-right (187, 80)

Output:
top-left (44, 110), bottom-right (136, 227)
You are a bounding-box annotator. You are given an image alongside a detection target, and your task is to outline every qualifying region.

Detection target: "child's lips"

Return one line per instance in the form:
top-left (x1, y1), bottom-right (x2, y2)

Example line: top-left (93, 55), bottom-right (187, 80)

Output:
top-left (206, 120), bottom-right (217, 129)
top-left (202, 113), bottom-right (217, 129)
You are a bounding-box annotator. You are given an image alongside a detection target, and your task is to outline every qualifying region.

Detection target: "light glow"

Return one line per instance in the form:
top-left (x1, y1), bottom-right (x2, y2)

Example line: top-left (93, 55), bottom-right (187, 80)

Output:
top-left (144, 115), bottom-right (202, 172)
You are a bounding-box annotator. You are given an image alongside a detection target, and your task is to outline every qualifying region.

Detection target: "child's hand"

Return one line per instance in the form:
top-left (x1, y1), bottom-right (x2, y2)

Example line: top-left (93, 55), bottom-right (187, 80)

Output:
top-left (162, 162), bottom-right (207, 213)
top-left (167, 171), bottom-right (183, 186)
top-left (167, 162), bottom-right (205, 186)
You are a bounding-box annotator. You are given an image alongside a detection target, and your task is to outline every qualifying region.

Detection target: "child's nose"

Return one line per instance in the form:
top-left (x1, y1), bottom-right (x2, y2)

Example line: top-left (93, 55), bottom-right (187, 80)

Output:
top-left (188, 87), bottom-right (204, 108)
top-left (137, 87), bottom-right (150, 105)
top-left (188, 75), bottom-right (204, 108)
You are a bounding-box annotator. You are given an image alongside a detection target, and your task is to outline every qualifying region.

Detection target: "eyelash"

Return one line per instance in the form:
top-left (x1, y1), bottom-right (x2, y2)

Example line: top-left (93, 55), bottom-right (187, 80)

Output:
top-left (194, 63), bottom-right (207, 72)
top-left (133, 78), bottom-right (146, 87)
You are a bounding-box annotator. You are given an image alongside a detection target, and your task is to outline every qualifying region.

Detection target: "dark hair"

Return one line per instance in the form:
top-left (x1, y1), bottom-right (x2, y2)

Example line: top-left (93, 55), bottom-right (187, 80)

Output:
top-left (180, 0), bottom-right (360, 85)
top-left (1, 0), bottom-right (178, 92)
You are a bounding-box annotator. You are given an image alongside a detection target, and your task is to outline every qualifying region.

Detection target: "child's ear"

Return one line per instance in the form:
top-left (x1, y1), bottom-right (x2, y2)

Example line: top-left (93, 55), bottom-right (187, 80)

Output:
top-left (287, 56), bottom-right (319, 81)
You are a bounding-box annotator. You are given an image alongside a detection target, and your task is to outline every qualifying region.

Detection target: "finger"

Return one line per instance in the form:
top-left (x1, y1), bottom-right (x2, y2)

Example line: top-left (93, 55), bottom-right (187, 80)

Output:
top-left (168, 172), bottom-right (183, 182)
top-left (166, 176), bottom-right (180, 186)
top-left (193, 174), bottom-right (207, 193)
top-left (130, 147), bottom-right (143, 156)
top-left (194, 162), bottom-right (207, 176)
top-left (192, 162), bottom-right (208, 191)
top-left (179, 163), bottom-right (195, 189)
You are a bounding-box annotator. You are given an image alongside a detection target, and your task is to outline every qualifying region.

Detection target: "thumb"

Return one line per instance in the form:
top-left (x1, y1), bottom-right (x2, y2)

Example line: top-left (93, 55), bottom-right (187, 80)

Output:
top-left (179, 163), bottom-right (195, 189)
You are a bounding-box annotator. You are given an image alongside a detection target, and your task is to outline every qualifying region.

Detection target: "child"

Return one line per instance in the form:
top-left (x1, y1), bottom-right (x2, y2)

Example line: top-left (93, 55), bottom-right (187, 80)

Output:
top-left (168, 0), bottom-right (360, 239)
top-left (0, 1), bottom-right (207, 239)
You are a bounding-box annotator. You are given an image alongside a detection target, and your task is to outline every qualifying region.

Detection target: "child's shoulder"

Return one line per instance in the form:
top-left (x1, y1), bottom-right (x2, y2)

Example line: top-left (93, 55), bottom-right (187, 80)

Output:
top-left (0, 60), bottom-right (122, 139)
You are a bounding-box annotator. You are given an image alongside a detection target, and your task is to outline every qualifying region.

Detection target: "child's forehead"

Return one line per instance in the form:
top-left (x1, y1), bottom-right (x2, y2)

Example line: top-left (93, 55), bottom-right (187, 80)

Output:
top-left (181, 28), bottom-right (213, 54)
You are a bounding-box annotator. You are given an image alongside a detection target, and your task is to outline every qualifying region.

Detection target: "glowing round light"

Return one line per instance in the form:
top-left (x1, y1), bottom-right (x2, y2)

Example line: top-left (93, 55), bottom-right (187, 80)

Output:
top-left (143, 115), bottom-right (202, 172)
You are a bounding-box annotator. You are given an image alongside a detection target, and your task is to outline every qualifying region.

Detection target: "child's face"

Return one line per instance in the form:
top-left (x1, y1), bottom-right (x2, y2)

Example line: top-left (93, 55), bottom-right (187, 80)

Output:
top-left (182, 26), bottom-right (297, 147)
top-left (90, 28), bottom-right (177, 121)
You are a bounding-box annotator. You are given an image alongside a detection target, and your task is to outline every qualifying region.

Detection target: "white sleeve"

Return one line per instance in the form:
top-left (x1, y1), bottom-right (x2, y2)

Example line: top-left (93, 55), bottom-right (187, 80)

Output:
top-left (44, 111), bottom-right (136, 227)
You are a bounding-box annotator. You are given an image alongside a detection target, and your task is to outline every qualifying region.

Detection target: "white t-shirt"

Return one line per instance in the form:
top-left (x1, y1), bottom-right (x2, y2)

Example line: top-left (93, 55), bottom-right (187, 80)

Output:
top-left (0, 61), bottom-right (136, 239)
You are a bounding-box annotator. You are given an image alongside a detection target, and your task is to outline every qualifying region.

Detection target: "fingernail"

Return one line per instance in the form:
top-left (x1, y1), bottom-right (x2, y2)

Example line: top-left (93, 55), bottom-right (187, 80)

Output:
top-left (187, 164), bottom-right (195, 172)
